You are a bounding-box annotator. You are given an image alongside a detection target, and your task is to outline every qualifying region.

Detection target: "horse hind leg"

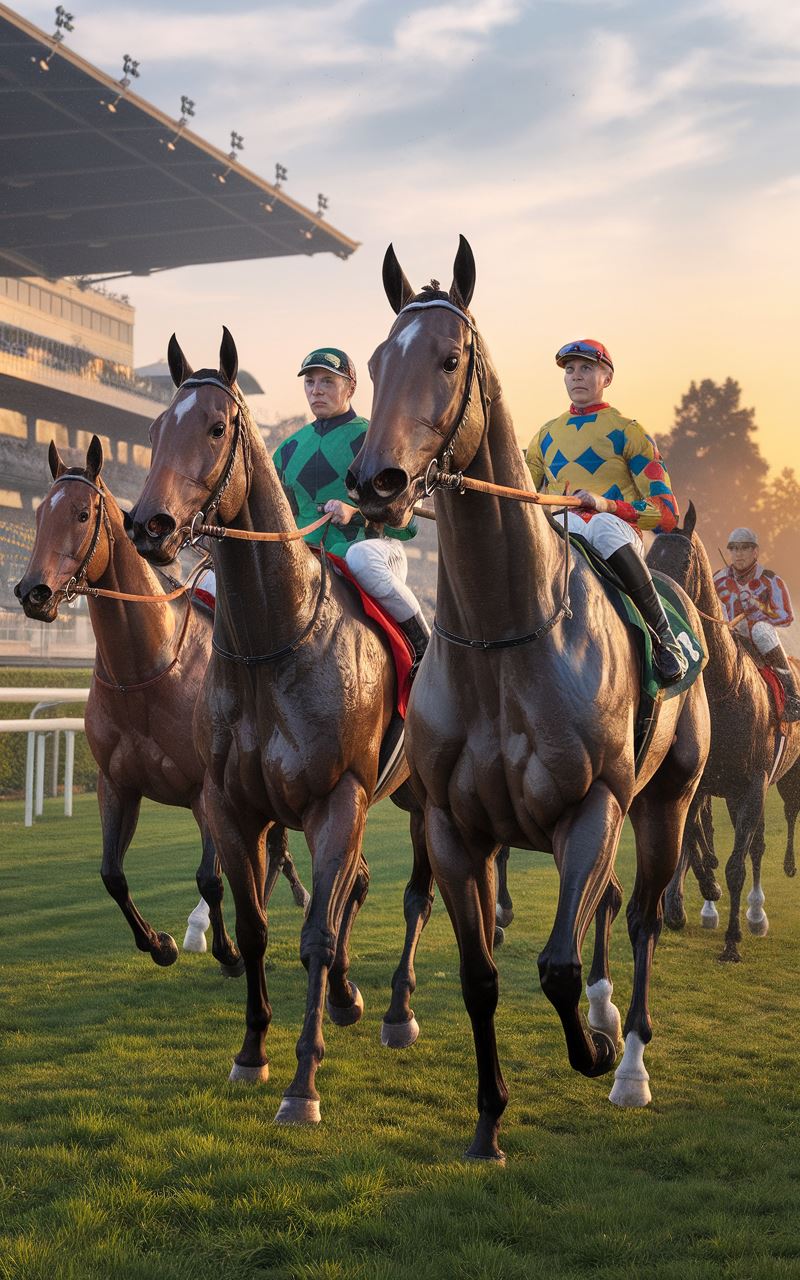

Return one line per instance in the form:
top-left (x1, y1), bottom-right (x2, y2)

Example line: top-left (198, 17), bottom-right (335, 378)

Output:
top-left (495, 845), bottom-right (514, 929)
top-left (98, 775), bottom-right (178, 966)
top-left (779, 773), bottom-right (799, 878)
top-left (326, 854), bottom-right (369, 1026)
top-left (746, 813), bottom-right (769, 937)
top-left (537, 779), bottom-right (623, 1080)
top-left (720, 782), bottom-right (766, 962)
top-left (382, 784), bottom-right (434, 1049)
top-left (586, 870), bottom-right (623, 1047)
top-left (191, 802), bottom-right (244, 976)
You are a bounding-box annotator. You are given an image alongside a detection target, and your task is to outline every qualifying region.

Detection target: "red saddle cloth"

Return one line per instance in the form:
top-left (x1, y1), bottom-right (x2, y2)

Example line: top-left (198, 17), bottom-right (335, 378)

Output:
top-left (759, 667), bottom-right (786, 721)
top-left (324, 550), bottom-right (414, 717)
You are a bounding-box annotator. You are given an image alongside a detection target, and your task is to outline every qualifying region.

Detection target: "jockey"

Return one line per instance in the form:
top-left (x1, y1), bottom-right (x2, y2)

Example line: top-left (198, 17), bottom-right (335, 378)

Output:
top-left (273, 347), bottom-right (430, 668)
top-left (714, 527), bottom-right (800, 721)
top-left (526, 338), bottom-right (686, 683)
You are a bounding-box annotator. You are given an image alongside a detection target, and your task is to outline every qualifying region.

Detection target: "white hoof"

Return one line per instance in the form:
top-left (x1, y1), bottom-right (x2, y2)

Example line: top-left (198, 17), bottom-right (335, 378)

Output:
top-left (608, 1033), bottom-right (651, 1108)
top-left (228, 1061), bottom-right (270, 1084)
top-left (274, 1096), bottom-right (321, 1125)
top-left (381, 1016), bottom-right (420, 1049)
top-left (747, 910), bottom-right (769, 937)
top-left (183, 899), bottom-right (210, 952)
top-left (586, 979), bottom-right (623, 1048)
top-left (701, 900), bottom-right (719, 929)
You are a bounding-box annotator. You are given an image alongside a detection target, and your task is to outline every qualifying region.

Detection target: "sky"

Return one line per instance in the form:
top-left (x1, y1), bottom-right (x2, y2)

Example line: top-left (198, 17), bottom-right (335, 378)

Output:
top-left (15, 0), bottom-right (800, 472)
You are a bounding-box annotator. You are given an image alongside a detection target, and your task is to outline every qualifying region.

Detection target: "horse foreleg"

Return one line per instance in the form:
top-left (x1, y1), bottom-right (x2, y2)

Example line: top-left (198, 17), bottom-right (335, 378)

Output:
top-left (720, 781), bottom-right (767, 963)
top-left (778, 769), bottom-right (799, 878)
top-left (586, 870), bottom-right (624, 1047)
top-left (495, 845), bottom-right (514, 929)
top-left (327, 854), bottom-right (370, 1024)
top-left (264, 824), bottom-right (311, 910)
top-left (382, 785), bottom-right (434, 1048)
top-left (745, 813), bottom-right (769, 937)
top-left (427, 805), bottom-right (507, 1163)
top-left (664, 790), bottom-right (709, 930)
top-left (537, 779), bottom-right (623, 1080)
top-left (275, 774), bottom-right (368, 1125)
top-left (98, 775), bottom-right (178, 966)
top-left (190, 797), bottom-right (243, 976)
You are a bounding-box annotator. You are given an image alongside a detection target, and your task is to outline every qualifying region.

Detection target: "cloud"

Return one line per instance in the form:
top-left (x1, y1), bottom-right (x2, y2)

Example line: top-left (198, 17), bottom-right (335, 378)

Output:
top-left (393, 0), bottom-right (523, 64)
top-left (579, 33), bottom-right (710, 124)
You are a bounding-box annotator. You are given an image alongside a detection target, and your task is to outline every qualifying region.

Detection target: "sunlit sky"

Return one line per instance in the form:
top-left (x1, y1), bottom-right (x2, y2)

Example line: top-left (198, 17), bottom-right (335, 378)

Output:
top-left (17, 0), bottom-right (800, 471)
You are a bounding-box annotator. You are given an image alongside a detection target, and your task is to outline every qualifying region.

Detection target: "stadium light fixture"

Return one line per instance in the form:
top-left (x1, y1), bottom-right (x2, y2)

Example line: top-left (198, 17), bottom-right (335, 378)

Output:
top-left (316, 194), bottom-right (329, 218)
top-left (214, 131), bottom-right (245, 185)
top-left (99, 53), bottom-right (140, 113)
top-left (32, 5), bottom-right (75, 71)
top-left (160, 95), bottom-right (196, 151)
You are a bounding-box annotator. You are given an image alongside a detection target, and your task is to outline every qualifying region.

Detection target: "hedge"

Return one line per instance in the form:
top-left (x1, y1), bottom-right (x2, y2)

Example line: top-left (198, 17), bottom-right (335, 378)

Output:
top-left (0, 667), bottom-right (96, 797)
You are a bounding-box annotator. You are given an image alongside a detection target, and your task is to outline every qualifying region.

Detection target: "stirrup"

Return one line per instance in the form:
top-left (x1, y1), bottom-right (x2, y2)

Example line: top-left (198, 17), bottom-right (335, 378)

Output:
top-left (653, 638), bottom-right (686, 686)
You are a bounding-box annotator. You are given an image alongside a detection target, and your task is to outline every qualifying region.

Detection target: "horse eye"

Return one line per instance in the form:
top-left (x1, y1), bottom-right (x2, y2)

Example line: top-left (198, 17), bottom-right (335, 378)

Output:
top-left (210, 423), bottom-right (226, 439)
top-left (443, 355), bottom-right (459, 373)
top-left (78, 510), bottom-right (90, 523)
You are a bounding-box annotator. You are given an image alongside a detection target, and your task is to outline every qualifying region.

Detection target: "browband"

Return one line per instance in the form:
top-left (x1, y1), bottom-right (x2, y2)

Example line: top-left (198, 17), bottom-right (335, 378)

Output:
top-left (395, 299), bottom-right (476, 333)
top-left (51, 473), bottom-right (104, 497)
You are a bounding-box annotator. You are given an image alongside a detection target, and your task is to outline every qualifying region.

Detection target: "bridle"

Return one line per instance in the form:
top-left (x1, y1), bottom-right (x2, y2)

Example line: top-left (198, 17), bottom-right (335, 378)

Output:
top-left (176, 375), bottom-right (251, 547)
top-left (389, 298), bottom-right (573, 650)
top-left (50, 473), bottom-right (109, 603)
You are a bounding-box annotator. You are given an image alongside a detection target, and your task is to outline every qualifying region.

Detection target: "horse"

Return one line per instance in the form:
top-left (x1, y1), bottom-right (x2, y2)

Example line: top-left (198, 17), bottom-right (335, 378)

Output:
top-left (14, 437), bottom-right (307, 971)
top-left (647, 502), bottom-right (800, 959)
top-left (349, 237), bottom-right (711, 1161)
top-left (126, 329), bottom-right (437, 1122)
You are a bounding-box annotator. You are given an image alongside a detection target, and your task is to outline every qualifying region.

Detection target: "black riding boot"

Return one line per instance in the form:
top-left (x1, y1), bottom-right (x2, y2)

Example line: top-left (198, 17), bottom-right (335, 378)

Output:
top-left (399, 611), bottom-right (430, 679)
top-left (761, 643), bottom-right (800, 723)
top-left (606, 546), bottom-right (687, 685)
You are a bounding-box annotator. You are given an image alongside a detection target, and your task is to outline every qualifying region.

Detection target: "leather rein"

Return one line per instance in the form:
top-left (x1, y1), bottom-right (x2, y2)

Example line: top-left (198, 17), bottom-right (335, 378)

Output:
top-left (395, 299), bottom-right (576, 651)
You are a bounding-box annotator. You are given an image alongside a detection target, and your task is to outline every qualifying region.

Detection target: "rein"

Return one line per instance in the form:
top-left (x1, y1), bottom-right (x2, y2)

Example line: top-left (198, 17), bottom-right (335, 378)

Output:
top-left (212, 548), bottom-right (329, 666)
top-left (396, 298), bottom-right (575, 650)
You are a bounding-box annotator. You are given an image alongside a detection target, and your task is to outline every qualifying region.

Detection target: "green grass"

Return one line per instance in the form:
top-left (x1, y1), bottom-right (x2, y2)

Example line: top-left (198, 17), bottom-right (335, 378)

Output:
top-left (2, 791), bottom-right (800, 1279)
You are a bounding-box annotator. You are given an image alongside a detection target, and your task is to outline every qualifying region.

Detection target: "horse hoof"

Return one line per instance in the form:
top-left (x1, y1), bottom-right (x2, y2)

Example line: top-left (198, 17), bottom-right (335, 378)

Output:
top-left (228, 1062), bottom-right (269, 1084)
top-left (182, 925), bottom-right (208, 953)
top-left (274, 1096), bottom-right (320, 1125)
top-left (219, 955), bottom-right (246, 978)
top-left (747, 912), bottom-right (769, 937)
top-left (609, 1074), bottom-right (652, 1107)
top-left (493, 925), bottom-right (505, 948)
top-left (700, 901), bottom-right (719, 929)
top-left (381, 1016), bottom-right (420, 1049)
top-left (588, 1030), bottom-right (618, 1077)
top-left (294, 887), bottom-right (312, 912)
top-left (326, 984), bottom-right (364, 1026)
top-left (465, 1148), bottom-right (506, 1166)
top-left (784, 862), bottom-right (796, 879)
top-left (664, 907), bottom-right (686, 931)
top-left (718, 945), bottom-right (741, 964)
top-left (152, 933), bottom-right (179, 967)
top-left (495, 905), bottom-right (514, 929)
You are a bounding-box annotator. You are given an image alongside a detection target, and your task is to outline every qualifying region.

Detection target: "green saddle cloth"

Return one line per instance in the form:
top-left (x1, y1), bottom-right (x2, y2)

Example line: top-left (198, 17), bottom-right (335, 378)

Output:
top-left (567, 534), bottom-right (707, 701)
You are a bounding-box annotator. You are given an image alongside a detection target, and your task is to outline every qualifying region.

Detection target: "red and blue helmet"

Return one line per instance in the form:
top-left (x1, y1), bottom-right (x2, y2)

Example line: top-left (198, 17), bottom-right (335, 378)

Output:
top-left (555, 339), bottom-right (614, 372)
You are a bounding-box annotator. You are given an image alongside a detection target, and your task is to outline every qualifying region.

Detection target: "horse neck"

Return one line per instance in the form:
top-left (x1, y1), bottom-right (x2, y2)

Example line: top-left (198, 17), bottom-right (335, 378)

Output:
top-left (435, 357), bottom-right (564, 640)
top-left (88, 492), bottom-right (186, 686)
top-left (691, 534), bottom-right (741, 680)
top-left (211, 417), bottom-right (320, 658)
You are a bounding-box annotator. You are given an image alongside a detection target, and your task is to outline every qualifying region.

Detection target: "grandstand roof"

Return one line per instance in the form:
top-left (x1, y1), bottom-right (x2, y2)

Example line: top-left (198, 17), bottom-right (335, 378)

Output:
top-left (0, 4), bottom-right (359, 280)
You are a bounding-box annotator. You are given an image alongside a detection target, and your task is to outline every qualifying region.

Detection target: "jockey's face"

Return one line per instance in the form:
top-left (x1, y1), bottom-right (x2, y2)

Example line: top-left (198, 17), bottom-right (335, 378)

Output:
top-left (303, 370), bottom-right (354, 420)
top-left (563, 358), bottom-right (612, 409)
top-left (729, 542), bottom-right (758, 575)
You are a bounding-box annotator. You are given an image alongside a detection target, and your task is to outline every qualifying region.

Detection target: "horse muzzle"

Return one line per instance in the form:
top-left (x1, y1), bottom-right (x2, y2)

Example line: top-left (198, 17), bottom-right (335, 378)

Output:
top-left (348, 465), bottom-right (414, 527)
top-left (126, 504), bottom-right (184, 565)
top-left (14, 577), bottom-right (59, 622)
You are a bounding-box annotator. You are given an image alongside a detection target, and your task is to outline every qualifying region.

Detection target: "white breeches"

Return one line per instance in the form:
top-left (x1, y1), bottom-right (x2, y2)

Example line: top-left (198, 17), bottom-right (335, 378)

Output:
top-left (345, 538), bottom-right (419, 623)
top-left (735, 619), bottom-right (781, 656)
top-left (556, 511), bottom-right (644, 560)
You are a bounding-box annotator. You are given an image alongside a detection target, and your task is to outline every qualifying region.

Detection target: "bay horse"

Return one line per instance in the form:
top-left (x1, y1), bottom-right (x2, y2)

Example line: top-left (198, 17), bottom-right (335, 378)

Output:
top-left (127, 330), bottom-right (436, 1122)
top-left (647, 502), bottom-right (800, 960)
top-left (350, 237), bottom-right (711, 1161)
top-left (14, 437), bottom-right (306, 970)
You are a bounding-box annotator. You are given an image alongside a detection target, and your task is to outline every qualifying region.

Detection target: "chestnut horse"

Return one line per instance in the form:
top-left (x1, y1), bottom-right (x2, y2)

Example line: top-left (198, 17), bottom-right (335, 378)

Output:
top-left (128, 330), bottom-right (435, 1122)
top-left (648, 503), bottom-right (800, 959)
top-left (350, 238), bottom-right (711, 1161)
top-left (15, 437), bottom-right (306, 969)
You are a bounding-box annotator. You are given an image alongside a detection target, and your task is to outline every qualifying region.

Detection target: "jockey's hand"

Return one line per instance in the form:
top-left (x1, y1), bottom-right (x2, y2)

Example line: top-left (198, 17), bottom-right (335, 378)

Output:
top-left (574, 489), bottom-right (615, 514)
top-left (324, 499), bottom-right (359, 527)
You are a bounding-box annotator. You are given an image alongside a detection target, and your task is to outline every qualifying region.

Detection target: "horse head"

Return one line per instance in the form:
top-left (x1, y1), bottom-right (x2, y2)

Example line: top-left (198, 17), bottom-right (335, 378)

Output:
top-left (646, 499), bottom-right (701, 595)
top-left (15, 436), bottom-right (109, 621)
top-left (350, 235), bottom-right (487, 529)
top-left (128, 327), bottom-right (247, 565)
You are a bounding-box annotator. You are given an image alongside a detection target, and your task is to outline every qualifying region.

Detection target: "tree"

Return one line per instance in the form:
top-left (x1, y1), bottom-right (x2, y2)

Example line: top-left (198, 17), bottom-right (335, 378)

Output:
top-left (755, 468), bottom-right (800, 604)
top-left (660, 378), bottom-right (768, 561)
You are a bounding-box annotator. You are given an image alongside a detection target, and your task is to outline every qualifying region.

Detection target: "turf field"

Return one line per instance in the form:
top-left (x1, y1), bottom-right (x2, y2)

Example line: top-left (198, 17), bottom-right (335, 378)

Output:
top-left (2, 790), bottom-right (799, 1279)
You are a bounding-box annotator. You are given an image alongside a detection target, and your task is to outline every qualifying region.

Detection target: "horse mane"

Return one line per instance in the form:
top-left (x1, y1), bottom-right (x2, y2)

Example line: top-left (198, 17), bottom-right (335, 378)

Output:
top-left (412, 281), bottom-right (475, 323)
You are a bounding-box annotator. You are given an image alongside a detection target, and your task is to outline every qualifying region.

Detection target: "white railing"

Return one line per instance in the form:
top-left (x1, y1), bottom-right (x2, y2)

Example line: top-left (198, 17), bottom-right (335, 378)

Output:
top-left (0, 687), bottom-right (90, 826)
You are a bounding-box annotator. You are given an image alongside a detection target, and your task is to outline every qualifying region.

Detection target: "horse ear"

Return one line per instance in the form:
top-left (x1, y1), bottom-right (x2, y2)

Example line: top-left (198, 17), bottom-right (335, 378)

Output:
top-left (167, 333), bottom-right (193, 387)
top-left (683, 500), bottom-right (697, 536)
top-left (48, 440), bottom-right (66, 479)
top-left (86, 435), bottom-right (103, 482)
top-left (382, 244), bottom-right (414, 315)
top-left (219, 326), bottom-right (239, 386)
top-left (450, 234), bottom-right (476, 309)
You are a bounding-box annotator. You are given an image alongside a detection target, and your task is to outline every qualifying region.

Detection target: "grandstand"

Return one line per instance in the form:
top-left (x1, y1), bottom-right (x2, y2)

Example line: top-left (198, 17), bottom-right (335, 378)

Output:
top-left (0, 3), bottom-right (359, 660)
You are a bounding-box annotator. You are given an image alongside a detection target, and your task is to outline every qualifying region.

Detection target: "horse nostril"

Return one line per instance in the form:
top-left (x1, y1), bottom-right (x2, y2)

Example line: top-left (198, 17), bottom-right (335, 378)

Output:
top-left (345, 467), bottom-right (360, 499)
top-left (28, 585), bottom-right (52, 606)
top-left (145, 513), bottom-right (175, 540)
top-left (373, 468), bottom-right (408, 500)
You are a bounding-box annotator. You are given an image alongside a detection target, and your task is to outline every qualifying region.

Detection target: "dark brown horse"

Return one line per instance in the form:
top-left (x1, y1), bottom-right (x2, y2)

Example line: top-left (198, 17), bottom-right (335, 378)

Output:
top-left (648, 503), bottom-right (800, 959)
top-left (14, 437), bottom-right (305, 970)
top-left (350, 238), bottom-right (711, 1161)
top-left (127, 330), bottom-right (436, 1120)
